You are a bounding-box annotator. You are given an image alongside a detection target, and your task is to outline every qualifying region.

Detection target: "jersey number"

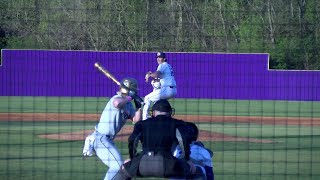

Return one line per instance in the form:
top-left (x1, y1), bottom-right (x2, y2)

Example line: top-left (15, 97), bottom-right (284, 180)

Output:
top-left (168, 64), bottom-right (174, 77)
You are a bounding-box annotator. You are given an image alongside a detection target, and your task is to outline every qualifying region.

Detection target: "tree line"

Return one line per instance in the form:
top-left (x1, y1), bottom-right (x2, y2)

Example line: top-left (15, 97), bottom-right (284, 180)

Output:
top-left (1, 0), bottom-right (319, 70)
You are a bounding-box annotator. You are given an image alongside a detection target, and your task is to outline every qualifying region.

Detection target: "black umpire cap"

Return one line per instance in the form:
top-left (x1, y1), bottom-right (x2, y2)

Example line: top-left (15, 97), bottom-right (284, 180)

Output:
top-left (152, 99), bottom-right (172, 112)
top-left (156, 52), bottom-right (166, 58)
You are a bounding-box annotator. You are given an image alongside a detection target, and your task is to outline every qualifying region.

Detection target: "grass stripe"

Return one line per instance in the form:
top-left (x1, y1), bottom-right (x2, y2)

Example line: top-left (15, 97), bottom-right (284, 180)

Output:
top-left (1, 96), bottom-right (320, 117)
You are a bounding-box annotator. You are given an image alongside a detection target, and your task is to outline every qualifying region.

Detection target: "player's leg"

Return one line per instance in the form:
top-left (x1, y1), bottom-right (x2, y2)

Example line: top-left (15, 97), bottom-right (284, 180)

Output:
top-left (94, 135), bottom-right (123, 180)
top-left (142, 89), bottom-right (162, 120)
top-left (160, 86), bottom-right (177, 100)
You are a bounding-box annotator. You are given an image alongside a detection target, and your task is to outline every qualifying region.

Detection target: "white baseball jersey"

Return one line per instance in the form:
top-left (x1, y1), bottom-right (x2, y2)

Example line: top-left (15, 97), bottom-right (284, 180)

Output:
top-left (157, 62), bottom-right (176, 87)
top-left (142, 62), bottom-right (177, 120)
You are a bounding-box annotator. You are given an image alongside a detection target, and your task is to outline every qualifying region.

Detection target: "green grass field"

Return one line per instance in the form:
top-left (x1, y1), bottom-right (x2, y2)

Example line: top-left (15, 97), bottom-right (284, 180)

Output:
top-left (0, 96), bottom-right (320, 180)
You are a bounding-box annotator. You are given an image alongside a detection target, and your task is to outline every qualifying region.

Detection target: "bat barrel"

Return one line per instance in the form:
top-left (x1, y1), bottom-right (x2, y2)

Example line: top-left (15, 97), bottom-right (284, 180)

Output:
top-left (94, 62), bottom-right (121, 85)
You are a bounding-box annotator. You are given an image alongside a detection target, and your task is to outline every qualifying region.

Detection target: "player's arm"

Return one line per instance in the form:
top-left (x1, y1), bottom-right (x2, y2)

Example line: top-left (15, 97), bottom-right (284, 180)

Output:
top-left (149, 71), bottom-right (162, 78)
top-left (176, 121), bottom-right (192, 160)
top-left (132, 108), bottom-right (142, 124)
top-left (145, 71), bottom-right (161, 82)
top-left (113, 96), bottom-right (132, 109)
top-left (145, 63), bottom-right (165, 82)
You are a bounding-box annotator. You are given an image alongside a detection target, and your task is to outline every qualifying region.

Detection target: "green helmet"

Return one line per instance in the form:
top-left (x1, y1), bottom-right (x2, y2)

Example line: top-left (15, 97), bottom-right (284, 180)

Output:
top-left (119, 77), bottom-right (138, 94)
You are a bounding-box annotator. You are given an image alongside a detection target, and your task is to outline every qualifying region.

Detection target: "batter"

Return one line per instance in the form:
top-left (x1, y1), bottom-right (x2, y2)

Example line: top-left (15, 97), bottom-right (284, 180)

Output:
top-left (83, 77), bottom-right (142, 180)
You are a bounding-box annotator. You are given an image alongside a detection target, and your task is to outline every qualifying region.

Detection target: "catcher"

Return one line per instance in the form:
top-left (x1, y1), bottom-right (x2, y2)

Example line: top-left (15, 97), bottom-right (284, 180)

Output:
top-left (173, 122), bottom-right (214, 180)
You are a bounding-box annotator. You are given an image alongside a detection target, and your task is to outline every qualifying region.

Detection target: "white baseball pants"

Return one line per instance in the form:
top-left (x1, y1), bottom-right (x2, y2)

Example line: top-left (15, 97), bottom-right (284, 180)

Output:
top-left (142, 86), bottom-right (177, 120)
top-left (93, 131), bottom-right (123, 180)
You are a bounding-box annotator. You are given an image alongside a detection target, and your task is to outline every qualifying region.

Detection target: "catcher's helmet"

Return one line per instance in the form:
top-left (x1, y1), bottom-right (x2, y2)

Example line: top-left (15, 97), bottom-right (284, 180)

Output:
top-left (156, 52), bottom-right (166, 58)
top-left (119, 77), bottom-right (138, 94)
top-left (184, 122), bottom-right (199, 142)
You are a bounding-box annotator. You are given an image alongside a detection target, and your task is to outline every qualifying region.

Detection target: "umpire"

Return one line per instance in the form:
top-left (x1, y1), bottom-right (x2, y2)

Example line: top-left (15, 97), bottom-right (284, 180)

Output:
top-left (114, 99), bottom-right (199, 180)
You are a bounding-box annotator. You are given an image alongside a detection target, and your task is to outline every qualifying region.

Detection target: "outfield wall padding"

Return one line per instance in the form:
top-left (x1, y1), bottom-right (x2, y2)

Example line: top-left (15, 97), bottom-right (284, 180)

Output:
top-left (1, 49), bottom-right (319, 101)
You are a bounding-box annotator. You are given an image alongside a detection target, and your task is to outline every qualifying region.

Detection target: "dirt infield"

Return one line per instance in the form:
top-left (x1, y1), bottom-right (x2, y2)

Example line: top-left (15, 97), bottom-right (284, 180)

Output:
top-left (1, 113), bottom-right (319, 143)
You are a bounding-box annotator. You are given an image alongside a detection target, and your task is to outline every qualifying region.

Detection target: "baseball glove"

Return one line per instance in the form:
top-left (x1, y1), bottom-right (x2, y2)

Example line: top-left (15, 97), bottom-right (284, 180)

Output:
top-left (83, 134), bottom-right (95, 156)
top-left (151, 78), bottom-right (161, 89)
top-left (145, 71), bottom-right (152, 82)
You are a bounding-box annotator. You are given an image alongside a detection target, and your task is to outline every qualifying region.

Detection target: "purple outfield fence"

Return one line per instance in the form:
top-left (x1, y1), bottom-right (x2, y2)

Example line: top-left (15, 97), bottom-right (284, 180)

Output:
top-left (1, 49), bottom-right (319, 101)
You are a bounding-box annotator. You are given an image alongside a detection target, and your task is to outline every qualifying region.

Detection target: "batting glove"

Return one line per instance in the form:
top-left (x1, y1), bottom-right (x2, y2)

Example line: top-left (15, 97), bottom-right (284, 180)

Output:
top-left (128, 91), bottom-right (144, 108)
top-left (128, 90), bottom-right (137, 99)
top-left (82, 134), bottom-right (95, 156)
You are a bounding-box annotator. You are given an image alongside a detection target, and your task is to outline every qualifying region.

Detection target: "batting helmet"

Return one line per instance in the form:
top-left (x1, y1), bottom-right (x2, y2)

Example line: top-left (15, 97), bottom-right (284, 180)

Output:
top-left (119, 77), bottom-right (138, 94)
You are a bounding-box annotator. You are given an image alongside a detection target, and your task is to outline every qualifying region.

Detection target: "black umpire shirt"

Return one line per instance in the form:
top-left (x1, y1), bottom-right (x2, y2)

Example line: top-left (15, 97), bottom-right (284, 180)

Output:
top-left (128, 115), bottom-right (190, 160)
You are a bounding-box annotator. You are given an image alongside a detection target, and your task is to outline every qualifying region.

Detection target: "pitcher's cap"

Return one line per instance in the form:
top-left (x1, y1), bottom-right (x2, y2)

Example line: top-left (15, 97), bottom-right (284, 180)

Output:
top-left (156, 52), bottom-right (166, 58)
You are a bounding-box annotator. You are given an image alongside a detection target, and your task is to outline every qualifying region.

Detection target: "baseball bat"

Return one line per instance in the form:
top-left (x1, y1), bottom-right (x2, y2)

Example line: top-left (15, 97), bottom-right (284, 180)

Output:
top-left (94, 62), bottom-right (145, 107)
top-left (94, 62), bottom-right (121, 86)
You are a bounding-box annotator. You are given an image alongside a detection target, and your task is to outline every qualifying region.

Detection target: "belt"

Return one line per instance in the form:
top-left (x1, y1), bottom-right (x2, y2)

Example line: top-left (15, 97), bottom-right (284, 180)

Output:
top-left (144, 151), bottom-right (163, 156)
top-left (144, 151), bottom-right (168, 156)
top-left (105, 135), bottom-right (112, 139)
top-left (146, 151), bottom-right (156, 156)
top-left (95, 131), bottom-right (113, 139)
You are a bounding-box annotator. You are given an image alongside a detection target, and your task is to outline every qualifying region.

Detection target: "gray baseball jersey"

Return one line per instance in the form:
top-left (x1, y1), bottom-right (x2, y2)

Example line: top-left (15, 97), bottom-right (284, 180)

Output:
top-left (93, 94), bottom-right (136, 179)
top-left (95, 94), bottom-right (136, 138)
